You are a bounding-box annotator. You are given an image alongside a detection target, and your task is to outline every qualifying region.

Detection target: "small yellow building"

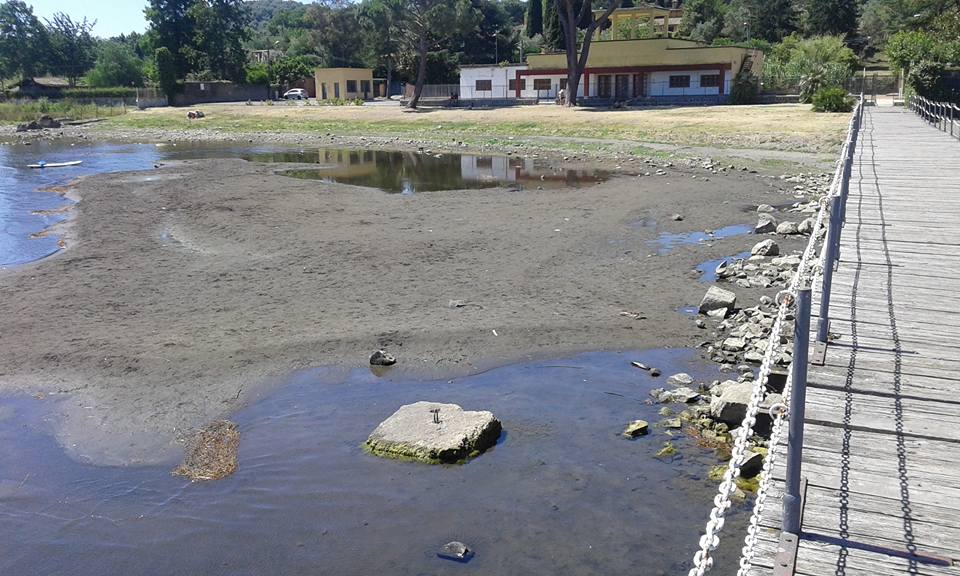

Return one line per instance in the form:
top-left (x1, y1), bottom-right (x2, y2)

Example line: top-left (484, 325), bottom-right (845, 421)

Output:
top-left (314, 68), bottom-right (381, 100)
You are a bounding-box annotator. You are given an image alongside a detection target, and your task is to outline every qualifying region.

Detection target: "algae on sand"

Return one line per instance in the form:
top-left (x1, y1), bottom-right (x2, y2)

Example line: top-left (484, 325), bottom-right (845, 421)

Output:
top-left (172, 420), bottom-right (240, 481)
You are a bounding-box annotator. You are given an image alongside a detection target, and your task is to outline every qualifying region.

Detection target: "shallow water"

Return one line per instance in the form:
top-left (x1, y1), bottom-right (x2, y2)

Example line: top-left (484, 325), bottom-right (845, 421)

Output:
top-left (652, 224), bottom-right (752, 255)
top-left (276, 148), bottom-right (611, 193)
top-left (0, 142), bottom-right (610, 267)
top-left (697, 251), bottom-right (751, 282)
top-left (0, 349), bottom-right (749, 575)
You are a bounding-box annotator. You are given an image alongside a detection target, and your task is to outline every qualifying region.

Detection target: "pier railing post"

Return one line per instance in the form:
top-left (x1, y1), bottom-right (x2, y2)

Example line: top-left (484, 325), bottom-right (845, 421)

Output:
top-left (816, 196), bottom-right (842, 348)
top-left (783, 287), bottom-right (812, 535)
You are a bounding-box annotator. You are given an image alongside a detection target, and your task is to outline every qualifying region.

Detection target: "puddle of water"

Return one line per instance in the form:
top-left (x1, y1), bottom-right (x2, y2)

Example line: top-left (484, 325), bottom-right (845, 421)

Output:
top-left (0, 142), bottom-right (610, 267)
top-left (0, 349), bottom-right (748, 575)
top-left (651, 224), bottom-right (752, 255)
top-left (697, 251), bottom-right (751, 282)
top-left (277, 148), bottom-right (611, 194)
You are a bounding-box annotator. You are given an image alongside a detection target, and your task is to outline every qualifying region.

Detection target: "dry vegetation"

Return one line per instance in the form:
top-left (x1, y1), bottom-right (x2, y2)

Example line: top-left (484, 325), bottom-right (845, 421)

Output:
top-left (105, 102), bottom-right (848, 153)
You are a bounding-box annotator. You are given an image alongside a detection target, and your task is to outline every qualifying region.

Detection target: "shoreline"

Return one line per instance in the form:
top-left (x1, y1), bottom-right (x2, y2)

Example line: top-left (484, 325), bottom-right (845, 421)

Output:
top-left (0, 129), bottom-right (821, 466)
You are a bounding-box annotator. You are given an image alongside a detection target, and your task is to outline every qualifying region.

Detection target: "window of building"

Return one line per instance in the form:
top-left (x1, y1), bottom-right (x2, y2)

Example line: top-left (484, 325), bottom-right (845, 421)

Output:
top-left (533, 78), bottom-right (551, 91)
top-left (475, 79), bottom-right (492, 91)
top-left (669, 75), bottom-right (690, 88)
top-left (334, 82), bottom-right (340, 98)
top-left (346, 80), bottom-right (357, 93)
top-left (699, 74), bottom-right (720, 88)
top-left (508, 78), bottom-right (526, 91)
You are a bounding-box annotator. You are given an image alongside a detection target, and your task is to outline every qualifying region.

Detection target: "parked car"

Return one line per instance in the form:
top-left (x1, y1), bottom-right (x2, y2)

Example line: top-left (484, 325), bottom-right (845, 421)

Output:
top-left (283, 88), bottom-right (308, 100)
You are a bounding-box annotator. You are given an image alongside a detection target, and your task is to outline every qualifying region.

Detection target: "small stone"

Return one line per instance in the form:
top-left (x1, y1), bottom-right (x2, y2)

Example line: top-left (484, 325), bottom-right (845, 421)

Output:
top-left (662, 418), bottom-right (682, 429)
top-left (649, 367), bottom-right (662, 377)
top-left (655, 442), bottom-right (678, 458)
top-left (756, 204), bottom-right (775, 213)
top-left (755, 214), bottom-right (777, 233)
top-left (798, 217), bottom-right (815, 235)
top-left (663, 386), bottom-right (700, 403)
top-left (667, 372), bottom-right (695, 386)
top-left (623, 419), bottom-right (650, 437)
top-left (695, 318), bottom-right (707, 329)
top-left (370, 349), bottom-right (397, 366)
top-left (659, 406), bottom-right (674, 416)
top-left (438, 541), bottom-right (473, 562)
top-left (671, 213), bottom-right (684, 221)
top-left (722, 337), bottom-right (746, 352)
top-left (751, 239), bottom-right (780, 257)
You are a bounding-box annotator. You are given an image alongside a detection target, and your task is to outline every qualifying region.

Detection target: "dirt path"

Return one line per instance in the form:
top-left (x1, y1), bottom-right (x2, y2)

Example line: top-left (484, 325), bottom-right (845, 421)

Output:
top-left (0, 148), bottom-right (812, 465)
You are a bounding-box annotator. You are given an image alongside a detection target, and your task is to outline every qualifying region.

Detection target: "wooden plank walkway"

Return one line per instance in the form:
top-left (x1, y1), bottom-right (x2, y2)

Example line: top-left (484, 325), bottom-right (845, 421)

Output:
top-left (747, 106), bottom-right (960, 576)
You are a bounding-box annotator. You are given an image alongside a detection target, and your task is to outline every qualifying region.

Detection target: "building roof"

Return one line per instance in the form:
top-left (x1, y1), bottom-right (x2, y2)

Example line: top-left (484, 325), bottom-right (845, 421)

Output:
top-left (459, 63), bottom-right (527, 69)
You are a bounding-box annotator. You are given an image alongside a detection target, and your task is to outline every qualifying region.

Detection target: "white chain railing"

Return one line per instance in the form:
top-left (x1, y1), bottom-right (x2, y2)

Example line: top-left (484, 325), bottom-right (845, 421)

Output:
top-left (687, 97), bottom-right (863, 576)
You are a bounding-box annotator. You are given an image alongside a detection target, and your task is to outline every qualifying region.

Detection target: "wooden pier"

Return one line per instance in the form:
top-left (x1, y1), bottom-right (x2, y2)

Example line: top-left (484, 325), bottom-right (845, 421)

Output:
top-left (748, 106), bottom-right (960, 575)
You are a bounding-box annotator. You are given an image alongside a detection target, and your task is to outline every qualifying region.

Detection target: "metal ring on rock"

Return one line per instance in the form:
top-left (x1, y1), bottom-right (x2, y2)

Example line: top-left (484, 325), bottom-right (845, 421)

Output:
top-left (769, 402), bottom-right (788, 418)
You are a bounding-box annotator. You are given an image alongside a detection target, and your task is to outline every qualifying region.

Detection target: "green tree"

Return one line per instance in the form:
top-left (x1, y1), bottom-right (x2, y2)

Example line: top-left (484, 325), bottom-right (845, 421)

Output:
top-left (680, 0), bottom-right (726, 42)
top-left (803, 0), bottom-right (859, 38)
top-left (271, 54), bottom-right (313, 87)
top-left (358, 0), bottom-right (405, 91)
top-left (144, 0), bottom-right (196, 77)
top-left (45, 13), bottom-right (97, 86)
top-left (0, 0), bottom-right (49, 80)
top-left (405, 0), bottom-right (472, 108)
top-left (188, 0), bottom-right (251, 81)
top-left (525, 0), bottom-right (543, 37)
top-left (543, 0), bottom-right (562, 50)
top-left (155, 46), bottom-right (178, 101)
top-left (87, 41), bottom-right (144, 87)
top-left (720, 0), bottom-right (754, 42)
top-left (744, 0), bottom-right (797, 43)
top-left (556, 0), bottom-right (623, 106)
top-left (885, 29), bottom-right (937, 71)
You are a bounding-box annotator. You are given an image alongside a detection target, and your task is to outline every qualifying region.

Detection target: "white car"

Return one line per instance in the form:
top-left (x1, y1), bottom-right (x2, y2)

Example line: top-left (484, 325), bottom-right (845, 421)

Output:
top-left (283, 88), bottom-right (308, 100)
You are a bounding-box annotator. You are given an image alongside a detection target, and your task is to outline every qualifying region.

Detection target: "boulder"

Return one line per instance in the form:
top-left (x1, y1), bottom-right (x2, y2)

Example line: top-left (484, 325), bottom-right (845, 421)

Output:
top-left (776, 221), bottom-right (799, 235)
top-left (365, 401), bottom-right (501, 463)
top-left (755, 214), bottom-right (777, 233)
top-left (751, 239), bottom-right (780, 257)
top-left (666, 372), bottom-right (695, 386)
top-left (710, 381), bottom-right (783, 432)
top-left (699, 286), bottom-right (737, 316)
top-left (756, 204), bottom-right (775, 213)
top-left (369, 349), bottom-right (397, 366)
top-left (740, 450), bottom-right (764, 479)
top-left (663, 386), bottom-right (700, 403)
top-left (623, 419), bottom-right (649, 437)
top-left (797, 217), bottom-right (815, 235)
top-left (722, 337), bottom-right (746, 352)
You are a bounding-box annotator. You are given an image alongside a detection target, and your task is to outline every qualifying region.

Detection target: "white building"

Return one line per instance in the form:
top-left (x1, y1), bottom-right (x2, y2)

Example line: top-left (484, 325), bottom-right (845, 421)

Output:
top-left (459, 64), bottom-right (536, 100)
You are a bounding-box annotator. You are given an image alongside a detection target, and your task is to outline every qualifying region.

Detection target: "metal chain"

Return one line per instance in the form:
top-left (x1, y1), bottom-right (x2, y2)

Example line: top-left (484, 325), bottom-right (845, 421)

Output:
top-left (688, 98), bottom-right (862, 576)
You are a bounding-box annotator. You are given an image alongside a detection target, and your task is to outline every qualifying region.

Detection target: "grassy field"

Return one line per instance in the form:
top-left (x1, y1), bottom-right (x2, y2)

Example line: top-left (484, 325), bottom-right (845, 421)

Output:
top-left (103, 102), bottom-right (848, 153)
top-left (0, 99), bottom-right (128, 124)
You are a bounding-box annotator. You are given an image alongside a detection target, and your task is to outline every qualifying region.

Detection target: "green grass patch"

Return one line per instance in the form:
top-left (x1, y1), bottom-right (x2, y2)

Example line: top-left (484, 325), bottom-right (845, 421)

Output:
top-left (0, 99), bottom-right (127, 124)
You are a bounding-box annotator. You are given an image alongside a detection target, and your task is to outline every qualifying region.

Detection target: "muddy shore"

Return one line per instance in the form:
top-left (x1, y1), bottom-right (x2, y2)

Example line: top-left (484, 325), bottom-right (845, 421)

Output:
top-left (0, 133), bottom-right (812, 465)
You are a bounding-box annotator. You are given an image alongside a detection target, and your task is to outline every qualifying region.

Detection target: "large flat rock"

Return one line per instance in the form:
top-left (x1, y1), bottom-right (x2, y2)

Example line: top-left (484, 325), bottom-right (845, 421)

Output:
top-left (365, 401), bottom-right (502, 463)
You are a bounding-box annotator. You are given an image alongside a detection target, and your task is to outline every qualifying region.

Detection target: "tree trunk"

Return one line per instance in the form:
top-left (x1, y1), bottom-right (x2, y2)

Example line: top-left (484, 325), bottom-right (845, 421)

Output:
top-left (558, 0), bottom-right (623, 108)
top-left (385, 57), bottom-right (393, 97)
top-left (408, 32), bottom-right (429, 109)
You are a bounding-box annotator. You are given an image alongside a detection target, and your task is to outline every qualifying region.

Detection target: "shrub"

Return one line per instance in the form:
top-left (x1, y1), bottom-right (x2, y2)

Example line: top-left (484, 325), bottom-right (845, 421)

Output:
top-left (62, 87), bottom-right (137, 98)
top-left (907, 59), bottom-right (946, 98)
top-left (155, 47), bottom-right (178, 102)
top-left (730, 69), bottom-right (759, 105)
top-left (811, 87), bottom-right (854, 112)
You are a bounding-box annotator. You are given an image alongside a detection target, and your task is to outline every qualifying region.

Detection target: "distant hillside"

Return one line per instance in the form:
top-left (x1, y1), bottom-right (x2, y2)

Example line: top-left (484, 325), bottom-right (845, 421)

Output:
top-left (246, 0), bottom-right (305, 30)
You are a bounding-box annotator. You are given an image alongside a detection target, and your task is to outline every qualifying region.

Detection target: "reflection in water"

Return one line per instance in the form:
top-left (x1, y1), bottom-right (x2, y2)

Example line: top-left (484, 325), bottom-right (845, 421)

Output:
top-left (0, 349), bottom-right (750, 576)
top-left (279, 148), bottom-right (612, 193)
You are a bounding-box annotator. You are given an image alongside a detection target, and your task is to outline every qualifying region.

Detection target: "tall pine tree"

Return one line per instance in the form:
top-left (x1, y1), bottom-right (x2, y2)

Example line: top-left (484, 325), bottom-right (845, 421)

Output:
top-left (526, 0), bottom-right (543, 37)
top-left (543, 0), bottom-right (562, 50)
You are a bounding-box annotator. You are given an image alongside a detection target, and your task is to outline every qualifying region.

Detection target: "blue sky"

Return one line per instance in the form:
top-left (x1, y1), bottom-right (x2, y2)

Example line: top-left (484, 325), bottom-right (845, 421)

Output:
top-left (26, 0), bottom-right (310, 38)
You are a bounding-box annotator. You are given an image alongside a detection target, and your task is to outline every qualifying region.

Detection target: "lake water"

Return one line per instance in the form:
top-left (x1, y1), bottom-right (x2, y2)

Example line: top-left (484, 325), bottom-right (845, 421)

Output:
top-left (0, 349), bottom-right (750, 576)
top-left (0, 141), bottom-right (611, 267)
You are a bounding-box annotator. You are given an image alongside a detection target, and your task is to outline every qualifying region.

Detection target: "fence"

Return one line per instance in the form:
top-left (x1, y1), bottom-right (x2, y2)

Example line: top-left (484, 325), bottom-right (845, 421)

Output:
top-left (908, 94), bottom-right (960, 141)
top-left (685, 95), bottom-right (865, 576)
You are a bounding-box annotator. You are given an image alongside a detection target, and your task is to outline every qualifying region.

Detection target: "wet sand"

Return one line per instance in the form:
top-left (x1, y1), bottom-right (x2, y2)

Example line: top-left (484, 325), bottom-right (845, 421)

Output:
top-left (0, 154), bottom-right (808, 464)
